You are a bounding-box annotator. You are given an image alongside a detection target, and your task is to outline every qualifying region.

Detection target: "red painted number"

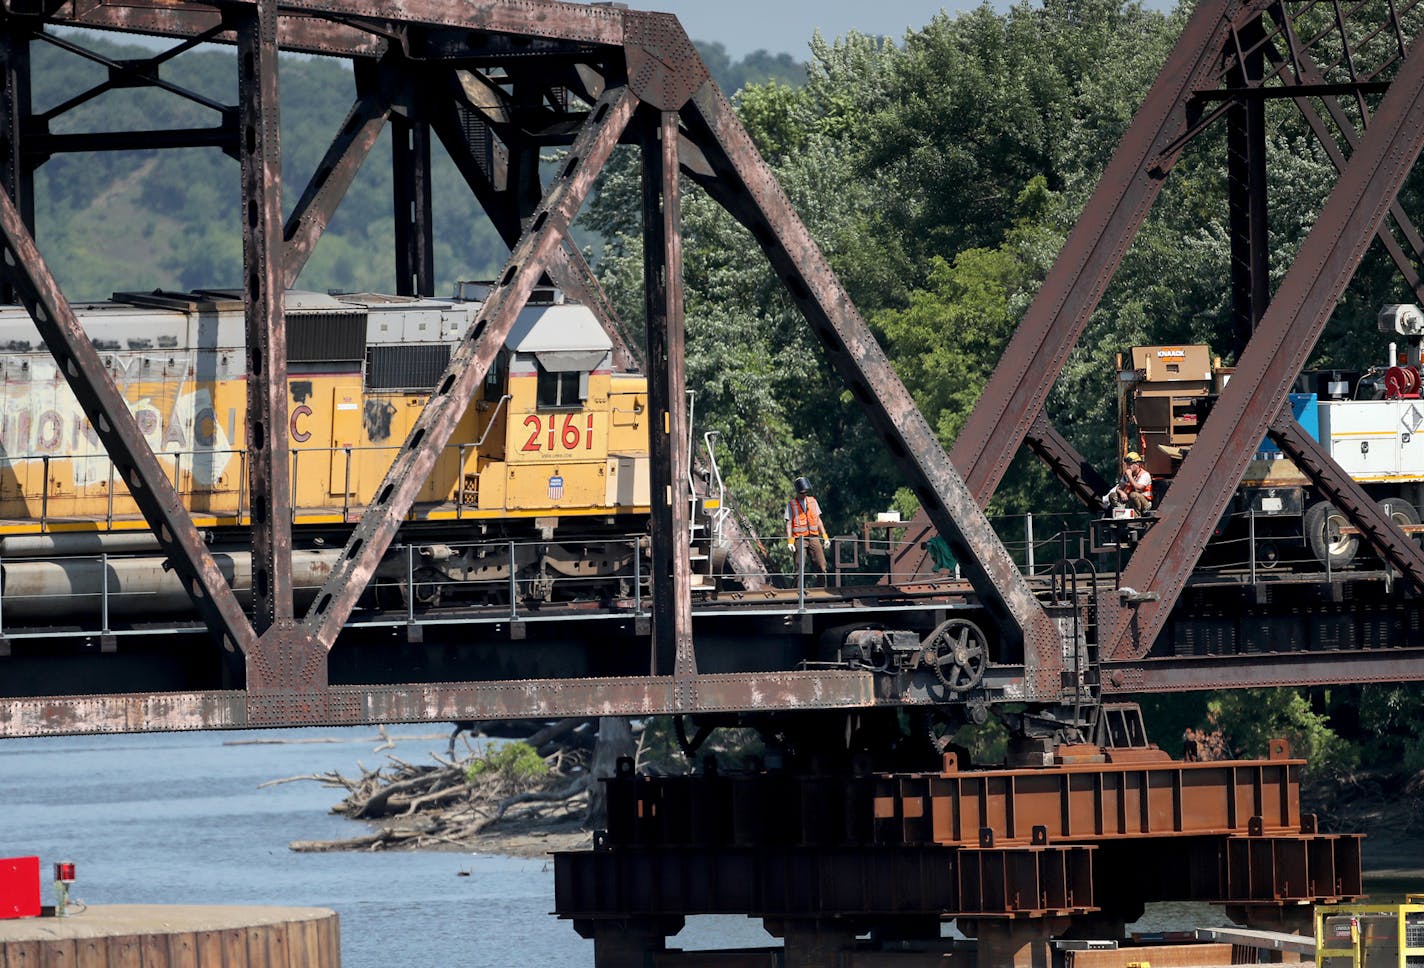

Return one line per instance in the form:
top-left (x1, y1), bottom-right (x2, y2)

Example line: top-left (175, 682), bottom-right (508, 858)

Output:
top-left (521, 414), bottom-right (598, 452)
top-left (521, 414), bottom-right (542, 452)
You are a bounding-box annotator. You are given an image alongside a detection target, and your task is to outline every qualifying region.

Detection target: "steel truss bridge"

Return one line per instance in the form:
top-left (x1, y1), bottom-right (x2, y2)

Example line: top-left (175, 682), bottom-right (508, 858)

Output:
top-left (0, 0), bottom-right (1423, 738)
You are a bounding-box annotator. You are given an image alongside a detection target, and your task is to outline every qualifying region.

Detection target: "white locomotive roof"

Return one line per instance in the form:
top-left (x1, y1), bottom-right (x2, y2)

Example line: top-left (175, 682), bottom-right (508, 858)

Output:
top-left (506, 303), bottom-right (611, 373)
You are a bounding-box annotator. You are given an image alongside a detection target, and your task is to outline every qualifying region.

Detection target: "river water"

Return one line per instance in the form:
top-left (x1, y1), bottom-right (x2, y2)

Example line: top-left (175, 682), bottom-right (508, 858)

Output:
top-left (4, 727), bottom-right (1238, 967)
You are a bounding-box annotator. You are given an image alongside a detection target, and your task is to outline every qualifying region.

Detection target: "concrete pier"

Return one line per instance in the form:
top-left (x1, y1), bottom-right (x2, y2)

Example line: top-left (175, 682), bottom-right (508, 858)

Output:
top-left (0, 904), bottom-right (339, 967)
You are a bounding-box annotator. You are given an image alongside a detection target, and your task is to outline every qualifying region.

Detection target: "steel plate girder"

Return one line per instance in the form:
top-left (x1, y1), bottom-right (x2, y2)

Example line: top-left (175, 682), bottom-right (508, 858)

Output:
top-left (302, 85), bottom-right (639, 650)
top-left (1105, 33), bottom-right (1424, 660)
top-left (679, 82), bottom-right (1059, 686)
top-left (0, 194), bottom-right (257, 655)
top-left (1267, 416), bottom-right (1424, 595)
top-left (0, 670), bottom-right (880, 737)
top-left (948, 0), bottom-right (1274, 506)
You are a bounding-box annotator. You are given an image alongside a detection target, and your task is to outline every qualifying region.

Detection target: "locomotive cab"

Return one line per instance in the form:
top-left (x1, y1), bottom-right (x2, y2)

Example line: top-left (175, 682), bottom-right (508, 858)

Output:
top-left (465, 290), bottom-right (650, 520)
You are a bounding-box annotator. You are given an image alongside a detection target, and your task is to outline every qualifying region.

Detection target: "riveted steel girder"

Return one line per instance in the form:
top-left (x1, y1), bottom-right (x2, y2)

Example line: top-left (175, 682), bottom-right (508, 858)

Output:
top-left (303, 85), bottom-right (639, 650)
top-left (1104, 31), bottom-right (1424, 659)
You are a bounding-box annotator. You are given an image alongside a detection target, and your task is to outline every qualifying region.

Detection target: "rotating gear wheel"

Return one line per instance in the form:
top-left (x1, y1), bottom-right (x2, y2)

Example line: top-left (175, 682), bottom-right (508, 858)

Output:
top-left (922, 618), bottom-right (988, 693)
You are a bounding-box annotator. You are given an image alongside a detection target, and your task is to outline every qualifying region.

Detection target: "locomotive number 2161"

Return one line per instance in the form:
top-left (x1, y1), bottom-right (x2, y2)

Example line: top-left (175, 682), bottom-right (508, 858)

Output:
top-left (521, 413), bottom-right (597, 452)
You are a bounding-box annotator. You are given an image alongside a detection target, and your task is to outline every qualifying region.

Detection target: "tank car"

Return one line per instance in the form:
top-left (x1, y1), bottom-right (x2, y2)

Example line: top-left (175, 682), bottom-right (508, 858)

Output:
top-left (0, 284), bottom-right (676, 621)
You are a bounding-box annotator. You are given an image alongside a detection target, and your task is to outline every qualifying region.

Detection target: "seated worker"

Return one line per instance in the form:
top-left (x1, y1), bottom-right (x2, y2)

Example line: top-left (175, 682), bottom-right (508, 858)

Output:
top-left (1104, 451), bottom-right (1153, 514)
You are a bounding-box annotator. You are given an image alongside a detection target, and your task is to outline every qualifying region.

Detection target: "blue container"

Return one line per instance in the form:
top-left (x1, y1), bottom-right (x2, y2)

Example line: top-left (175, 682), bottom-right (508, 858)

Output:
top-left (1258, 393), bottom-right (1318, 457)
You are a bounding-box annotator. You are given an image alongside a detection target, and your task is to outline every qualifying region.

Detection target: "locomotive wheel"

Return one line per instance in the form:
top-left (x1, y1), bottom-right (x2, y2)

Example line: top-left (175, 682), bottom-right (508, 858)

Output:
top-left (923, 618), bottom-right (988, 693)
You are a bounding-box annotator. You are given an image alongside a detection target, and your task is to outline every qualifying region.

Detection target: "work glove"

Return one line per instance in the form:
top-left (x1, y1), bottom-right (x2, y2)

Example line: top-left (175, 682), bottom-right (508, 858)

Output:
top-left (822, 537), bottom-right (831, 550)
top-left (786, 538), bottom-right (796, 550)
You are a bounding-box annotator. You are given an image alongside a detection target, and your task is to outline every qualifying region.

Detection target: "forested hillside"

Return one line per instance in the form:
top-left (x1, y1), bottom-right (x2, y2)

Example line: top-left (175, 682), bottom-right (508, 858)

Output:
top-left (28, 31), bottom-right (800, 299)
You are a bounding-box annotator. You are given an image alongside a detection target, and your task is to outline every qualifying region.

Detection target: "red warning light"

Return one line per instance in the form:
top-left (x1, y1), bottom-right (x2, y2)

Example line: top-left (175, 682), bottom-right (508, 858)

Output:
top-left (53, 862), bottom-right (75, 884)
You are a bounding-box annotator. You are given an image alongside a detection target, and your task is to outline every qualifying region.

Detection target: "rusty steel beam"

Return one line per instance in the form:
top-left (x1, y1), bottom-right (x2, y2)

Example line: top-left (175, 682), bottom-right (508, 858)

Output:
top-left (680, 82), bottom-right (1060, 690)
top-left (236, 5), bottom-right (294, 643)
top-left (1025, 413), bottom-right (1113, 513)
top-left (303, 85), bottom-right (639, 650)
top-left (0, 194), bottom-right (257, 655)
top-left (0, 670), bottom-right (881, 737)
top-left (0, 5), bottom-right (389, 58)
top-left (948, 0), bottom-right (1275, 506)
top-left (1265, 415), bottom-right (1424, 594)
top-left (283, 81), bottom-right (391, 288)
top-left (1104, 33), bottom-right (1424, 660)
top-left (641, 107), bottom-right (696, 689)
top-left (1103, 650), bottom-right (1424, 693)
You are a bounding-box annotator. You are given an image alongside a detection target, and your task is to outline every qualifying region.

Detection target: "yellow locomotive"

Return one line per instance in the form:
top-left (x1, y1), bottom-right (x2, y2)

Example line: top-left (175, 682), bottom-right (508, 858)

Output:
top-left (0, 284), bottom-right (663, 620)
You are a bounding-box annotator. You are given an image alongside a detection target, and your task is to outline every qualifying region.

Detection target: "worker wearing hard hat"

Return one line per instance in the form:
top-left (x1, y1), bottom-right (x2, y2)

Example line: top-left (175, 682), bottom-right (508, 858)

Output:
top-left (1103, 452), bottom-right (1153, 514)
top-left (785, 476), bottom-right (831, 579)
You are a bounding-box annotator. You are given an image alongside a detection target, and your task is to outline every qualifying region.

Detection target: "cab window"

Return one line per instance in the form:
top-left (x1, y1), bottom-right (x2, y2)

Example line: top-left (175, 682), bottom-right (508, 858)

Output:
top-left (536, 364), bottom-right (585, 409)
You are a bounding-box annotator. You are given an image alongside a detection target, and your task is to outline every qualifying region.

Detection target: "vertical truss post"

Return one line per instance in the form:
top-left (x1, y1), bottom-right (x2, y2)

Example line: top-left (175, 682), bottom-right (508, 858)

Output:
top-left (1106, 32), bottom-right (1424, 659)
top-left (392, 113), bottom-right (435, 296)
top-left (236, 3), bottom-right (294, 638)
top-left (303, 86), bottom-right (639, 649)
top-left (0, 29), bottom-right (32, 305)
top-left (1226, 20), bottom-right (1270, 352)
top-left (0, 194), bottom-right (256, 655)
top-left (641, 108), bottom-right (696, 685)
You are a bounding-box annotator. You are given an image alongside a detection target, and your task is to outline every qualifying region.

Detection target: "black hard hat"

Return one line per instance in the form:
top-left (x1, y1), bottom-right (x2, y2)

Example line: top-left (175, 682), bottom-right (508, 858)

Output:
top-left (794, 476), bottom-right (812, 493)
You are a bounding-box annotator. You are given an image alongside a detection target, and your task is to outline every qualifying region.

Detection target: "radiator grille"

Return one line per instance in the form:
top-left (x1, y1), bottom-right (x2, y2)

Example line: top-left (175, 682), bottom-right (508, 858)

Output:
top-left (365, 343), bottom-right (451, 391)
top-left (288, 311), bottom-right (367, 363)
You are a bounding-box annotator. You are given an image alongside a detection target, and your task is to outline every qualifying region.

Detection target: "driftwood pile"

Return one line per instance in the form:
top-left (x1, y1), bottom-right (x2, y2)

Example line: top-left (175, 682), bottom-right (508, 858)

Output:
top-left (269, 718), bottom-right (625, 852)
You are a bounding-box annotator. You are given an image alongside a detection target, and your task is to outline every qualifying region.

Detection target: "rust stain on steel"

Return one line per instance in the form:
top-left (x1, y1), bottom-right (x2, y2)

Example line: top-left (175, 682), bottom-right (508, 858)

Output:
top-left (0, 182), bottom-right (257, 655)
top-left (303, 85), bottom-right (639, 651)
top-left (283, 89), bottom-right (391, 288)
top-left (680, 82), bottom-right (1062, 695)
top-left (1107, 35), bottom-right (1424, 661)
top-left (276, 0), bottom-right (626, 45)
top-left (622, 10), bottom-right (707, 111)
top-left (949, 0), bottom-right (1276, 508)
top-left (15, 6), bottom-right (390, 58)
top-left (0, 693), bottom-right (247, 737)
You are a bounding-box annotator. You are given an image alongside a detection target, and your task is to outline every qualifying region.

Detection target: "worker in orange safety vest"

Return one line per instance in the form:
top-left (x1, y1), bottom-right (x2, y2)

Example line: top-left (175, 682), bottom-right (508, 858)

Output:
top-left (785, 476), bottom-right (831, 579)
top-left (1104, 451), bottom-right (1153, 514)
